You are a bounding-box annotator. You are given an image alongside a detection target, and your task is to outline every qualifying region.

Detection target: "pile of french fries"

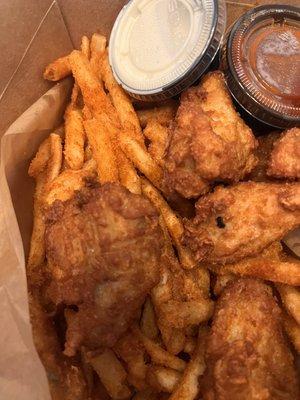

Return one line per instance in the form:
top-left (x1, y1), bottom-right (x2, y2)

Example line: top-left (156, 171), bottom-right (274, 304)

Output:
top-left (27, 34), bottom-right (300, 400)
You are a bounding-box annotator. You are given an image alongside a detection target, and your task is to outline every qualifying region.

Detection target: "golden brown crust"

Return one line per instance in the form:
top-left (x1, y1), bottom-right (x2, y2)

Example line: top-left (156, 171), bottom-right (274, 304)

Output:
top-left (202, 279), bottom-right (299, 400)
top-left (164, 71), bottom-right (257, 198)
top-left (183, 182), bottom-right (300, 264)
top-left (267, 128), bottom-right (300, 179)
top-left (45, 183), bottom-right (163, 355)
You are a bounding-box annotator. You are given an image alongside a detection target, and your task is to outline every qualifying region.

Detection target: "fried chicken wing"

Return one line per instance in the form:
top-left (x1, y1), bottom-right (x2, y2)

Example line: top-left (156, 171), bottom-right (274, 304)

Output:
top-left (202, 279), bottom-right (299, 400)
top-left (45, 183), bottom-right (163, 355)
top-left (183, 182), bottom-right (300, 264)
top-left (163, 71), bottom-right (257, 198)
top-left (267, 127), bottom-right (300, 179)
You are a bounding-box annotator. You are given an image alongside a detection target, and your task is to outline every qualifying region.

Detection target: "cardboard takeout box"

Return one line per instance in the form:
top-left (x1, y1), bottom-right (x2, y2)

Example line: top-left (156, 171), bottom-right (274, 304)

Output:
top-left (0, 1), bottom-right (298, 399)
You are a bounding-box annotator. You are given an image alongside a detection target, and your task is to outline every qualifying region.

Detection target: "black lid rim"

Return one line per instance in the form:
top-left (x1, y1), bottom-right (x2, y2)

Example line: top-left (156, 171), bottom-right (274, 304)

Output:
top-left (225, 3), bottom-right (300, 126)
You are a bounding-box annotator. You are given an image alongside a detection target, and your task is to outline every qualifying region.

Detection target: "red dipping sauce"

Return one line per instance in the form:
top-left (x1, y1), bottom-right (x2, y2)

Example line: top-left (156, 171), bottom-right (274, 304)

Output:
top-left (224, 5), bottom-right (300, 128)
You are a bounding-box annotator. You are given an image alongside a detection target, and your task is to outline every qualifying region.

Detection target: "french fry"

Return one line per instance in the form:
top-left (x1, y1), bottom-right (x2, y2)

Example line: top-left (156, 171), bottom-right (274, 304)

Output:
top-left (64, 105), bottom-right (85, 170)
top-left (160, 327), bottom-right (186, 356)
top-left (141, 178), bottom-right (196, 268)
top-left (28, 137), bottom-right (51, 178)
top-left (101, 50), bottom-right (145, 147)
top-left (158, 299), bottom-right (214, 329)
top-left (84, 117), bottom-right (119, 184)
top-left (209, 251), bottom-right (300, 286)
top-left (283, 313), bottom-right (300, 353)
top-left (137, 100), bottom-right (178, 128)
top-left (168, 327), bottom-right (207, 400)
top-left (80, 35), bottom-right (90, 59)
top-left (140, 297), bottom-right (159, 341)
top-left (277, 284), bottom-right (300, 324)
top-left (45, 159), bottom-right (97, 205)
top-left (132, 389), bottom-right (159, 400)
top-left (90, 349), bottom-right (131, 399)
top-left (143, 119), bottom-right (169, 166)
top-left (28, 134), bottom-right (62, 272)
top-left (114, 332), bottom-right (148, 391)
top-left (120, 135), bottom-right (163, 189)
top-left (90, 33), bottom-right (107, 77)
top-left (213, 273), bottom-right (235, 296)
top-left (117, 147), bottom-right (141, 194)
top-left (43, 55), bottom-right (71, 81)
top-left (68, 50), bottom-right (116, 119)
top-left (146, 366), bottom-right (181, 393)
top-left (134, 327), bottom-right (186, 372)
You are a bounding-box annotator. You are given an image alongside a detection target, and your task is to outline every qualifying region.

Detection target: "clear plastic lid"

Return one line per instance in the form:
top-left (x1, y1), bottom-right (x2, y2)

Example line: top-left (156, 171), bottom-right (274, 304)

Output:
top-left (223, 5), bottom-right (300, 129)
top-left (109, 0), bottom-right (226, 100)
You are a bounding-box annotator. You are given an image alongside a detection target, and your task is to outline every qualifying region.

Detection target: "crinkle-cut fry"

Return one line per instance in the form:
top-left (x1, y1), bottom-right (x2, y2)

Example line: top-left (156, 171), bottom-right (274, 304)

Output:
top-left (169, 327), bottom-right (207, 400)
top-left (68, 50), bottom-right (116, 119)
top-left (43, 55), bottom-right (71, 81)
top-left (146, 366), bottom-right (181, 393)
top-left (28, 137), bottom-right (51, 178)
top-left (114, 332), bottom-right (148, 391)
top-left (27, 171), bottom-right (48, 274)
top-left (277, 284), bottom-right (300, 324)
top-left (208, 251), bottom-right (300, 286)
top-left (158, 299), bottom-right (214, 329)
top-left (101, 50), bottom-right (145, 147)
top-left (120, 135), bottom-right (163, 189)
top-left (143, 120), bottom-right (169, 166)
top-left (137, 100), bottom-right (178, 128)
top-left (84, 117), bottom-right (119, 184)
top-left (45, 159), bottom-right (97, 205)
top-left (141, 178), bottom-right (196, 268)
top-left (64, 105), bottom-right (85, 170)
top-left (213, 273), bottom-right (235, 297)
top-left (90, 349), bottom-right (132, 400)
top-left (140, 297), bottom-right (159, 340)
top-left (283, 313), bottom-right (300, 353)
top-left (80, 35), bottom-right (90, 59)
top-left (134, 327), bottom-right (186, 372)
top-left (90, 33), bottom-right (106, 77)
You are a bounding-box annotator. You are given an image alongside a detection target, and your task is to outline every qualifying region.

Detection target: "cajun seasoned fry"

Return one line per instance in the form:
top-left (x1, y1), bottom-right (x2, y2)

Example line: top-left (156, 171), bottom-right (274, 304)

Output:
top-left (137, 100), bottom-right (178, 128)
top-left (134, 327), bottom-right (186, 372)
top-left (101, 50), bottom-right (145, 147)
top-left (68, 50), bottom-right (116, 119)
top-left (45, 159), bottom-right (97, 205)
top-left (64, 105), bottom-right (85, 170)
top-left (140, 297), bottom-right (159, 341)
top-left (117, 148), bottom-right (141, 194)
top-left (28, 137), bottom-right (51, 178)
top-left (47, 133), bottom-right (63, 182)
top-left (283, 313), bottom-right (300, 353)
top-left (209, 250), bottom-right (300, 286)
top-left (84, 117), bottom-right (119, 184)
top-left (143, 120), bottom-right (169, 166)
top-left (80, 35), bottom-right (90, 59)
top-left (168, 327), bottom-right (207, 400)
top-left (277, 284), bottom-right (300, 324)
top-left (43, 55), bottom-right (71, 81)
top-left (146, 366), bottom-right (181, 393)
top-left (141, 178), bottom-right (196, 268)
top-left (90, 349), bottom-right (131, 400)
top-left (90, 33), bottom-right (106, 77)
top-left (114, 332), bottom-right (148, 391)
top-left (120, 136), bottom-right (163, 189)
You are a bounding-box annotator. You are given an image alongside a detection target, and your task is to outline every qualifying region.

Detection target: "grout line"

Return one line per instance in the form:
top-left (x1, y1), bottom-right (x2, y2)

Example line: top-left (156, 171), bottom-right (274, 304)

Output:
top-left (0, 0), bottom-right (57, 102)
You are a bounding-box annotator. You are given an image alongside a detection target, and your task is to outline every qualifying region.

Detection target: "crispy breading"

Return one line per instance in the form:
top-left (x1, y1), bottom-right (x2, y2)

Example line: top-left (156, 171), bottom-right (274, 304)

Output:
top-left (202, 279), bottom-right (299, 400)
top-left (267, 127), bottom-right (300, 179)
top-left (183, 182), bottom-right (300, 264)
top-left (45, 183), bottom-right (163, 355)
top-left (164, 71), bottom-right (257, 198)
